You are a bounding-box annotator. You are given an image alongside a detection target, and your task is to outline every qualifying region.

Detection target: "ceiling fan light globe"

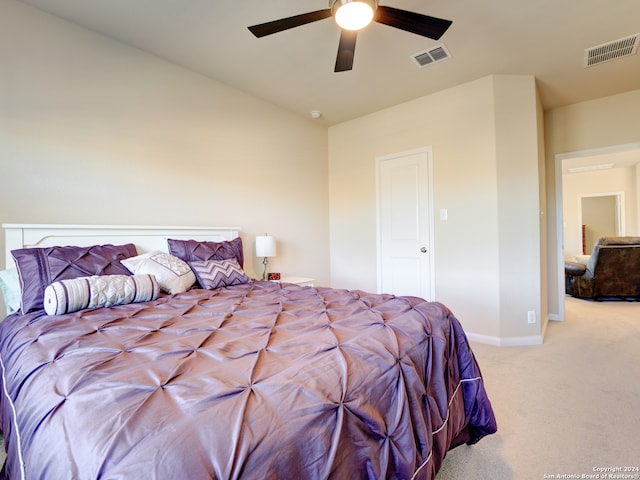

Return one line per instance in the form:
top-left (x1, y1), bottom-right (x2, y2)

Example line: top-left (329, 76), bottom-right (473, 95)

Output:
top-left (332, 0), bottom-right (376, 31)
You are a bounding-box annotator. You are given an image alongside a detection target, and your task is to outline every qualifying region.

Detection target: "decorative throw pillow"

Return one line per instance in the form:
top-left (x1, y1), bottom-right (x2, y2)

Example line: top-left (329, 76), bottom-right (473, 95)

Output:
top-left (43, 274), bottom-right (159, 316)
top-left (0, 267), bottom-right (21, 316)
top-left (12, 243), bottom-right (138, 314)
top-left (168, 237), bottom-right (244, 268)
top-left (121, 251), bottom-right (195, 294)
top-left (189, 258), bottom-right (250, 290)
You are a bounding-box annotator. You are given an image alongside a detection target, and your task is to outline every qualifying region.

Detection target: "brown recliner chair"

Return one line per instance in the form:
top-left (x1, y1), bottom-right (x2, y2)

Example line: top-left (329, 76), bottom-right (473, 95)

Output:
top-left (565, 237), bottom-right (640, 299)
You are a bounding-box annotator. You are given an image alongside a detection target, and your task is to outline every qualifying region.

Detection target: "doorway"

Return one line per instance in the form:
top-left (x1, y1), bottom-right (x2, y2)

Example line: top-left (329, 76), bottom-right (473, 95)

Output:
top-left (376, 148), bottom-right (434, 299)
top-left (554, 142), bottom-right (640, 320)
top-left (579, 193), bottom-right (624, 254)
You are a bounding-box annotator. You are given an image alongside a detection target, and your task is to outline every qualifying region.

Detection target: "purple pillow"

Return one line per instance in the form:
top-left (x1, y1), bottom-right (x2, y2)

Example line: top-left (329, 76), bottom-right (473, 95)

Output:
top-left (167, 237), bottom-right (244, 268)
top-left (12, 243), bottom-right (138, 314)
top-left (189, 259), bottom-right (249, 290)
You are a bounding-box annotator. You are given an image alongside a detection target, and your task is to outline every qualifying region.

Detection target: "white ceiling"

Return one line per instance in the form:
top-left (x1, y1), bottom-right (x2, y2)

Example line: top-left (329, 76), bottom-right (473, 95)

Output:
top-left (17, 0), bottom-right (640, 125)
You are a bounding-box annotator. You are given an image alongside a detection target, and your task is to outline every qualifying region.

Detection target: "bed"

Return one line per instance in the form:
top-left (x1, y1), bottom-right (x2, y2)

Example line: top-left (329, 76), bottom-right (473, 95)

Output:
top-left (0, 224), bottom-right (496, 480)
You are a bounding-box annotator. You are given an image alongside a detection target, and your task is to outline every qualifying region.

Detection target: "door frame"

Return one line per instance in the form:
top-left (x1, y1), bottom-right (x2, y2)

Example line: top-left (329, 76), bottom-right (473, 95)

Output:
top-left (375, 147), bottom-right (435, 299)
top-left (578, 192), bottom-right (625, 253)
top-left (554, 141), bottom-right (640, 321)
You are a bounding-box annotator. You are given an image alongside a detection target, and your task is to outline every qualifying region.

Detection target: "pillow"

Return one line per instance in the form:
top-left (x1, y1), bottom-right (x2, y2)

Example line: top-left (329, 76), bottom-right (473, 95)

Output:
top-left (189, 258), bottom-right (250, 290)
top-left (0, 267), bottom-right (21, 316)
top-left (44, 274), bottom-right (159, 316)
top-left (12, 243), bottom-right (138, 314)
top-left (121, 251), bottom-right (195, 294)
top-left (168, 237), bottom-right (244, 268)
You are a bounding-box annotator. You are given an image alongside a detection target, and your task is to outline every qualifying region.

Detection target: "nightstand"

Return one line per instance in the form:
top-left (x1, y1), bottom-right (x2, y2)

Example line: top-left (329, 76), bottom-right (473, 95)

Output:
top-left (278, 276), bottom-right (315, 287)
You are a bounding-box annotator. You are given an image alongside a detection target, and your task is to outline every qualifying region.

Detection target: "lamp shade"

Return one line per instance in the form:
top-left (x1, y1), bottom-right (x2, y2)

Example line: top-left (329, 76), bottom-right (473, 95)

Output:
top-left (256, 235), bottom-right (276, 258)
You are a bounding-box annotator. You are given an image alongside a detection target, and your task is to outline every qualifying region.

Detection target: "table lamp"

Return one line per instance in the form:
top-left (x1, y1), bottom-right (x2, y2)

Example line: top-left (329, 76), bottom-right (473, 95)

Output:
top-left (256, 234), bottom-right (276, 281)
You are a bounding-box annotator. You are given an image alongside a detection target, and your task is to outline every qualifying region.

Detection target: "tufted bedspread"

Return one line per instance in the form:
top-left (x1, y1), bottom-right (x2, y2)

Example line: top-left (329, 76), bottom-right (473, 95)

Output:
top-left (0, 281), bottom-right (496, 480)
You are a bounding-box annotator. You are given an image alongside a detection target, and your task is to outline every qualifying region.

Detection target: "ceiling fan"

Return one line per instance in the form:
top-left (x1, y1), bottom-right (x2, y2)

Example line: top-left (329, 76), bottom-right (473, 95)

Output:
top-left (248, 0), bottom-right (452, 72)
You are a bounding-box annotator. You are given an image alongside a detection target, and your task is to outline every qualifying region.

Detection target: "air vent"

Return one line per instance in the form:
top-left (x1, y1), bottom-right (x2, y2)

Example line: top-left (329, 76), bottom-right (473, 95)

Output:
top-left (584, 33), bottom-right (639, 67)
top-left (411, 44), bottom-right (451, 68)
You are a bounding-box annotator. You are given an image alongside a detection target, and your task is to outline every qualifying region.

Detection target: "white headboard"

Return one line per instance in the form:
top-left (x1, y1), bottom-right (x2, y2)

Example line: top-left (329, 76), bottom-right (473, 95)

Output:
top-left (3, 224), bottom-right (241, 268)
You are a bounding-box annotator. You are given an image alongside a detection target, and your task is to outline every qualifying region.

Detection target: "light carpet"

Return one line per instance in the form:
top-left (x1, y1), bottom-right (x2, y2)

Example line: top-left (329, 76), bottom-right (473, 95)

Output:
top-left (437, 296), bottom-right (640, 479)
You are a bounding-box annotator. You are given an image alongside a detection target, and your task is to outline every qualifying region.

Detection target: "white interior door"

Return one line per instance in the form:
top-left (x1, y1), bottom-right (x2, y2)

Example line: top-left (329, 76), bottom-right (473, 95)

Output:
top-left (377, 149), bottom-right (434, 299)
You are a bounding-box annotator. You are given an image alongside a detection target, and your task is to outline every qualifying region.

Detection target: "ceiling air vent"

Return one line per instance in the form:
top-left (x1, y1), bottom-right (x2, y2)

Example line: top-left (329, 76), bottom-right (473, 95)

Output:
top-left (584, 33), bottom-right (639, 67)
top-left (411, 44), bottom-right (451, 68)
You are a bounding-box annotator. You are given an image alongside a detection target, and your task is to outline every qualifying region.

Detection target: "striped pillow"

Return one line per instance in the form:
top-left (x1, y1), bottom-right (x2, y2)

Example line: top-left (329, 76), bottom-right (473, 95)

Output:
top-left (189, 259), bottom-right (249, 290)
top-left (44, 274), bottom-right (159, 316)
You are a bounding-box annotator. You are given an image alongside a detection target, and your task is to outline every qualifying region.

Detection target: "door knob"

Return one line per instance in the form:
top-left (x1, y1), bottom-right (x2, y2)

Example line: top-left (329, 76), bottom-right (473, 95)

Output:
top-left (420, 247), bottom-right (427, 253)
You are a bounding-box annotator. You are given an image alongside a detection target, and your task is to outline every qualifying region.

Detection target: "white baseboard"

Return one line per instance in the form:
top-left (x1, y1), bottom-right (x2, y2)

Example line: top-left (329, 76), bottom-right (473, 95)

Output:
top-left (466, 332), bottom-right (544, 346)
top-left (465, 313), bottom-right (552, 347)
top-left (502, 334), bottom-right (544, 346)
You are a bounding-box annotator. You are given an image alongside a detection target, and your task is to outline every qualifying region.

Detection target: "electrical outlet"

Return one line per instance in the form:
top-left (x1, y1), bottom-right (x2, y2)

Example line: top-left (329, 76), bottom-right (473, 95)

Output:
top-left (527, 310), bottom-right (536, 324)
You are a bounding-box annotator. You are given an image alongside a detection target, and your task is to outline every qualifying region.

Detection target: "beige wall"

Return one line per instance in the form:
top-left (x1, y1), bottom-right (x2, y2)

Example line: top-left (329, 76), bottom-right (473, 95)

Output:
top-left (637, 164), bottom-right (640, 230)
top-left (493, 76), bottom-right (545, 340)
top-left (0, 0), bottom-right (330, 285)
top-left (329, 75), bottom-right (543, 344)
top-left (545, 89), bottom-right (640, 319)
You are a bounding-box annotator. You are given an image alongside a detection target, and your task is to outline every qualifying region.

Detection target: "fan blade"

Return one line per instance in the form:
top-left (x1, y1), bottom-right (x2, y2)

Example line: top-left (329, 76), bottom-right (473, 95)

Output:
top-left (248, 9), bottom-right (332, 38)
top-left (374, 6), bottom-right (452, 40)
top-left (335, 29), bottom-right (358, 72)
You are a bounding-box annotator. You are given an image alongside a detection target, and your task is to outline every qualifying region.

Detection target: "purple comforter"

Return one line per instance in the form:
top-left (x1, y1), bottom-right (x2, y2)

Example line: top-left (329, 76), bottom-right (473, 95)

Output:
top-left (0, 281), bottom-right (496, 479)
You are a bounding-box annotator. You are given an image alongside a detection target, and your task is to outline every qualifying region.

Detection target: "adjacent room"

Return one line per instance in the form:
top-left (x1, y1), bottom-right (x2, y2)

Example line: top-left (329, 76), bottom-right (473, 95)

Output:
top-left (1, 0), bottom-right (639, 478)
